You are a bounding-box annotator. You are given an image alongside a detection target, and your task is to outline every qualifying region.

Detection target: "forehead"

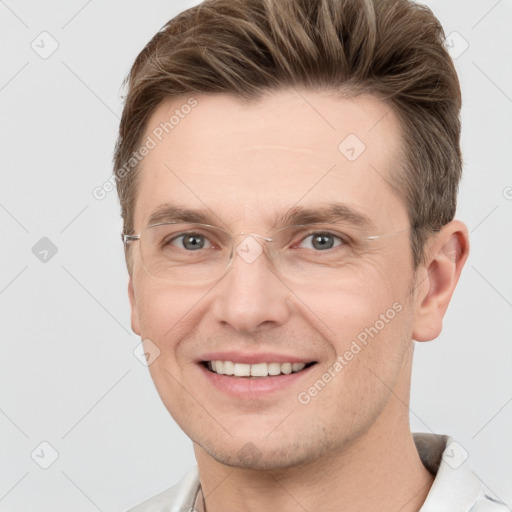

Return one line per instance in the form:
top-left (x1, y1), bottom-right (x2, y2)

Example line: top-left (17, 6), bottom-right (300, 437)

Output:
top-left (133, 89), bottom-right (407, 231)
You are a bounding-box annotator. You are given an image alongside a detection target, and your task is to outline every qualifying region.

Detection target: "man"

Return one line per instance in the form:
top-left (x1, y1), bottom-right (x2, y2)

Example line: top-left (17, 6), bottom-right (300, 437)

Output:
top-left (114, 0), bottom-right (506, 510)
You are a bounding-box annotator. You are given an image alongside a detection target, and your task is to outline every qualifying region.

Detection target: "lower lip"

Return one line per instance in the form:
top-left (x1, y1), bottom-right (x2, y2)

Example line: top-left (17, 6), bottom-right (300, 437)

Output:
top-left (198, 363), bottom-right (315, 398)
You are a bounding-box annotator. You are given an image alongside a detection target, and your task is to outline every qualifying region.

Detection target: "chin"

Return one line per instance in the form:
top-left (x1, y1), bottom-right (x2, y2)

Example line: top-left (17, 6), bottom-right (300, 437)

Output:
top-left (199, 436), bottom-right (334, 471)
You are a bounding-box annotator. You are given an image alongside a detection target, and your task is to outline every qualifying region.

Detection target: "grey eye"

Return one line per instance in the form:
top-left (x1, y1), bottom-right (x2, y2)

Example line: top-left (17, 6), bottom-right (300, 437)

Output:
top-left (300, 233), bottom-right (343, 251)
top-left (173, 233), bottom-right (209, 250)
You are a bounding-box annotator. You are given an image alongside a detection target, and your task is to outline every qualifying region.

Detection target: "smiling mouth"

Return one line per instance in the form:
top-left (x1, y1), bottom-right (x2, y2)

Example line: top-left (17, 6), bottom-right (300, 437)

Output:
top-left (202, 360), bottom-right (317, 377)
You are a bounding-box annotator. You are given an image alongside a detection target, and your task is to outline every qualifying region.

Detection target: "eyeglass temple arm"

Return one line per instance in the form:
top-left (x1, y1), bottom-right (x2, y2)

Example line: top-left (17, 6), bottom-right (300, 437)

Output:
top-left (121, 231), bottom-right (272, 245)
top-left (123, 234), bottom-right (140, 244)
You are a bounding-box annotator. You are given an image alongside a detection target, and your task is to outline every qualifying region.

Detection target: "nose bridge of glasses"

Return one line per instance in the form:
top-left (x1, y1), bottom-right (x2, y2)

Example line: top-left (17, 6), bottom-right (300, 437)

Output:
top-left (238, 231), bottom-right (273, 242)
top-left (230, 231), bottom-right (275, 266)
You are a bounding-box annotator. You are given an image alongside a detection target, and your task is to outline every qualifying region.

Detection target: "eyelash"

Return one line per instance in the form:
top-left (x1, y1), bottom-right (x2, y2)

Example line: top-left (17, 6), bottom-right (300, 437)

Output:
top-left (295, 232), bottom-right (342, 249)
top-left (166, 230), bottom-right (349, 251)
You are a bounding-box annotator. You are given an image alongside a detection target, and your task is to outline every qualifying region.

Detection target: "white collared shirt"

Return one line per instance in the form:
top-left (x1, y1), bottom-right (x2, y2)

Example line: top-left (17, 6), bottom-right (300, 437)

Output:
top-left (126, 433), bottom-right (508, 512)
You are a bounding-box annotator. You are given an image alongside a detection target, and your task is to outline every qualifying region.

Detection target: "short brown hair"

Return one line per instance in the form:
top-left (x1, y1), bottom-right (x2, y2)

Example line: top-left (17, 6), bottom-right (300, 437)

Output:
top-left (114, 0), bottom-right (462, 271)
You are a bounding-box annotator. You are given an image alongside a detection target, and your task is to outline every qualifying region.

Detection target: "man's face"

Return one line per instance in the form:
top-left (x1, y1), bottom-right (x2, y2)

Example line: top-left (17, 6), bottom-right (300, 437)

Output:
top-left (128, 90), bottom-right (418, 469)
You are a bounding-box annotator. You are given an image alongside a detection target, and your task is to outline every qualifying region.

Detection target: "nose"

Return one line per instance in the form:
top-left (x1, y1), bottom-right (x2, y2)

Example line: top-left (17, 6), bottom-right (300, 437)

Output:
top-left (211, 235), bottom-right (292, 333)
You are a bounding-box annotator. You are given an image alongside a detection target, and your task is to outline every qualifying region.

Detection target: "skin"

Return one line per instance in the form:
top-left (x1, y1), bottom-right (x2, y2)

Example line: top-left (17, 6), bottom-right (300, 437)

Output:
top-left (127, 89), bottom-right (469, 512)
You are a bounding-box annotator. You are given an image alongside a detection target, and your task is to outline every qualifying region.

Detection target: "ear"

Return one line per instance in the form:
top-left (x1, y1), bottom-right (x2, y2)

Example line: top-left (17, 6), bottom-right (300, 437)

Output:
top-left (128, 276), bottom-right (141, 336)
top-left (412, 220), bottom-right (469, 342)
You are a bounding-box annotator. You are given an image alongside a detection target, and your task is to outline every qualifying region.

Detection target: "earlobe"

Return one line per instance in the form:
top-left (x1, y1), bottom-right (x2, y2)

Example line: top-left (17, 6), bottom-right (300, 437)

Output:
top-left (412, 221), bottom-right (470, 342)
top-left (128, 276), bottom-right (141, 336)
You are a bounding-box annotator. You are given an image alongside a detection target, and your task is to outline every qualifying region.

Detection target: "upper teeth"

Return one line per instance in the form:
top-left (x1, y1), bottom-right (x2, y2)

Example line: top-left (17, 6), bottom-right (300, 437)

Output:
top-left (209, 361), bottom-right (306, 377)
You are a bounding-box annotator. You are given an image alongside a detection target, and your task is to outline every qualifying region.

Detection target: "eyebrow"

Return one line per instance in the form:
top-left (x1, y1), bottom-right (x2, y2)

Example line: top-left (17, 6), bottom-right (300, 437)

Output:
top-left (147, 204), bottom-right (212, 227)
top-left (275, 203), bottom-right (375, 230)
top-left (145, 202), bottom-right (375, 231)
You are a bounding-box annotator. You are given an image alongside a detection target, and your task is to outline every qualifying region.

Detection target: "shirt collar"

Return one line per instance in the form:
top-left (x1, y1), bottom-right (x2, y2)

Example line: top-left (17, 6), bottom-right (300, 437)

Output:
top-left (414, 433), bottom-right (485, 511)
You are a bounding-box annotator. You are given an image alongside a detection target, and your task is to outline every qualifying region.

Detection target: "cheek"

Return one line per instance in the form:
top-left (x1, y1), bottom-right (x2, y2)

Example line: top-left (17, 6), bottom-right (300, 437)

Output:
top-left (336, 265), bottom-right (414, 391)
top-left (304, 257), bottom-right (410, 334)
top-left (298, 292), bottom-right (412, 428)
top-left (133, 282), bottom-right (211, 424)
top-left (300, 254), bottom-right (414, 394)
top-left (132, 273), bottom-right (208, 361)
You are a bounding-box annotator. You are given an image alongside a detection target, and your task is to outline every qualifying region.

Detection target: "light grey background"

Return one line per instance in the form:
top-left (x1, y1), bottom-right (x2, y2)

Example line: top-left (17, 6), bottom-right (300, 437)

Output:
top-left (1, 1), bottom-right (511, 510)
